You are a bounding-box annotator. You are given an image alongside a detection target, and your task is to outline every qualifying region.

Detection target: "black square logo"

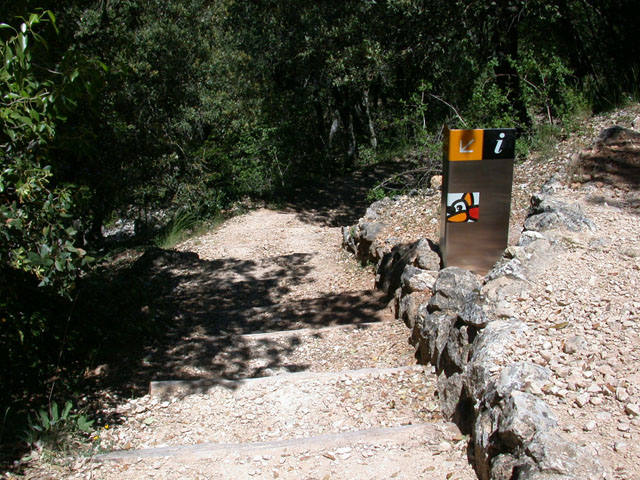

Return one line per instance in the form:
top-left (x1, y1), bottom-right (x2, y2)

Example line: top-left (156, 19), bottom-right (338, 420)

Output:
top-left (482, 129), bottom-right (516, 159)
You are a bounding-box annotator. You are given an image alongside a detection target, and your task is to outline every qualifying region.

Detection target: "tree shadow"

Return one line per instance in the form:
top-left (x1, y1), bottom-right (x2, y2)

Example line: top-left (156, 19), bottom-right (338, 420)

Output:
top-left (576, 126), bottom-right (640, 191)
top-left (78, 247), bottom-right (390, 404)
top-left (281, 160), bottom-right (429, 227)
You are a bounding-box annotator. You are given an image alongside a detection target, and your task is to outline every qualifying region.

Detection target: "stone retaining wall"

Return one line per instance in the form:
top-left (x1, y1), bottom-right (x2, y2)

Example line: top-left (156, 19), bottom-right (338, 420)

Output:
top-left (342, 185), bottom-right (604, 480)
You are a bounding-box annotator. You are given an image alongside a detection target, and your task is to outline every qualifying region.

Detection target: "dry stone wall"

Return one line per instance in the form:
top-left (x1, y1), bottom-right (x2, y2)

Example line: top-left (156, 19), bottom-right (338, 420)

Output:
top-left (342, 183), bottom-right (604, 480)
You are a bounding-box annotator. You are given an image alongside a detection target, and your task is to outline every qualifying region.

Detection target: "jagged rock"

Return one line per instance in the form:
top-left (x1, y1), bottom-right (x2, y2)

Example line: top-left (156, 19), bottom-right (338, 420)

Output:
top-left (429, 267), bottom-right (481, 312)
top-left (401, 265), bottom-right (436, 292)
top-left (437, 371), bottom-right (465, 419)
top-left (498, 391), bottom-right (557, 449)
top-left (482, 276), bottom-right (527, 304)
top-left (360, 222), bottom-right (385, 242)
top-left (399, 291), bottom-right (429, 329)
top-left (518, 230), bottom-right (547, 247)
top-left (458, 296), bottom-right (492, 328)
top-left (491, 453), bottom-right (536, 480)
top-left (363, 198), bottom-right (392, 221)
top-left (418, 310), bottom-right (458, 365)
top-left (466, 320), bottom-right (528, 401)
top-left (341, 226), bottom-right (358, 254)
top-left (473, 407), bottom-right (501, 480)
top-left (377, 238), bottom-right (440, 296)
top-left (525, 194), bottom-right (595, 232)
top-left (486, 257), bottom-right (527, 282)
top-left (596, 125), bottom-right (640, 146)
top-left (430, 175), bottom-right (443, 190)
top-left (377, 243), bottom-right (416, 295)
top-left (525, 430), bottom-right (603, 479)
top-left (414, 238), bottom-right (441, 270)
top-left (495, 362), bottom-right (551, 399)
top-left (442, 322), bottom-right (475, 374)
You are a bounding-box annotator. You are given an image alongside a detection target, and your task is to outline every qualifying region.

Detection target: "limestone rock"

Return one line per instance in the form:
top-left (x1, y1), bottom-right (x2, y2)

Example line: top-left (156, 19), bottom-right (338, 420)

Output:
top-left (401, 265), bottom-right (436, 292)
top-left (498, 391), bottom-right (557, 449)
top-left (360, 222), bottom-right (385, 242)
top-left (418, 310), bottom-right (457, 365)
top-left (429, 267), bottom-right (481, 312)
top-left (473, 407), bottom-right (500, 480)
top-left (525, 430), bottom-right (603, 479)
top-left (495, 362), bottom-right (551, 399)
top-left (437, 371), bottom-right (465, 419)
top-left (442, 323), bottom-right (474, 374)
top-left (458, 296), bottom-right (492, 328)
top-left (525, 194), bottom-right (595, 233)
top-left (486, 258), bottom-right (527, 282)
top-left (341, 226), bottom-right (358, 254)
top-left (491, 453), bottom-right (536, 480)
top-left (414, 238), bottom-right (441, 270)
top-left (467, 320), bottom-right (528, 400)
top-left (398, 291), bottom-right (427, 329)
top-left (481, 276), bottom-right (527, 304)
top-left (518, 230), bottom-right (547, 247)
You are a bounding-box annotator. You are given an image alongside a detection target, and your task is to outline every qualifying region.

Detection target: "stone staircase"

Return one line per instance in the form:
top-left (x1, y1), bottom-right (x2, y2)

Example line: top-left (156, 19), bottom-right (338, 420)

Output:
top-left (91, 320), bottom-right (476, 479)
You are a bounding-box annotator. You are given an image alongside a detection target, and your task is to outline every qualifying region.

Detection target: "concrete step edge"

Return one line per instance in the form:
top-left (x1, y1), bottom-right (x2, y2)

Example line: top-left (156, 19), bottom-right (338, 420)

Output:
top-left (207, 320), bottom-right (392, 342)
top-left (93, 422), bottom-right (445, 463)
top-left (149, 364), bottom-right (426, 399)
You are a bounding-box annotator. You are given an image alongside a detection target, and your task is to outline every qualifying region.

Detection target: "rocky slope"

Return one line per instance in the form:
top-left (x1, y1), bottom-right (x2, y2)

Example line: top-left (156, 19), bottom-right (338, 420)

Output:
top-left (342, 104), bottom-right (640, 479)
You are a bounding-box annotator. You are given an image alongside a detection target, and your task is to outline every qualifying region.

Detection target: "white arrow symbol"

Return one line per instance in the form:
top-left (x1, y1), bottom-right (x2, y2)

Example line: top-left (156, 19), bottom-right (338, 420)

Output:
top-left (459, 138), bottom-right (474, 153)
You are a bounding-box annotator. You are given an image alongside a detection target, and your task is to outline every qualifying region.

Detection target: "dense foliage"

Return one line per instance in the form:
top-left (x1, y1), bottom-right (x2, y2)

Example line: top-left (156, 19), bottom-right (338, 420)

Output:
top-left (1, 0), bottom-right (639, 454)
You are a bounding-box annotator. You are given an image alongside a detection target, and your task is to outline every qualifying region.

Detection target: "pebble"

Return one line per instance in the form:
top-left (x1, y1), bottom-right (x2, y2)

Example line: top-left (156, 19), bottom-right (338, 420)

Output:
top-left (540, 351), bottom-right (553, 362)
top-left (614, 442), bottom-right (628, 452)
top-left (616, 387), bottom-right (630, 402)
top-left (625, 403), bottom-right (640, 417)
top-left (583, 420), bottom-right (597, 431)
top-left (563, 335), bottom-right (586, 354)
top-left (576, 393), bottom-right (591, 407)
top-left (587, 383), bottom-right (601, 393)
top-left (617, 422), bottom-right (630, 432)
top-left (596, 411), bottom-right (612, 421)
top-left (590, 396), bottom-right (603, 406)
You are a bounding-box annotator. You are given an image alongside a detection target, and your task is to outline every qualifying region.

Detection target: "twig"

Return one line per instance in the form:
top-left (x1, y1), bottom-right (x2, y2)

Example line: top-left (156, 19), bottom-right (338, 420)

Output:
top-left (428, 94), bottom-right (468, 127)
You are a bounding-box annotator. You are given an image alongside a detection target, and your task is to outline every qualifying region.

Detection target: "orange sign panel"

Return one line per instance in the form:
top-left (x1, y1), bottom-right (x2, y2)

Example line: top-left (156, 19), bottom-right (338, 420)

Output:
top-left (448, 129), bottom-right (484, 161)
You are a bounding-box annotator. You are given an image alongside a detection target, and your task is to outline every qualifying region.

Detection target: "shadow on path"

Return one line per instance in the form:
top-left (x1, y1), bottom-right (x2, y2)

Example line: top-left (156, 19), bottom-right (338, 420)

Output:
top-left (82, 247), bottom-right (390, 401)
top-left (282, 160), bottom-right (422, 227)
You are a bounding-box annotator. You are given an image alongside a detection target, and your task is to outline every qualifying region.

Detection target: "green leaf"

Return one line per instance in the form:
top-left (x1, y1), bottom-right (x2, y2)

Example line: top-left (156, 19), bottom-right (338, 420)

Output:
top-left (50, 402), bottom-right (59, 423)
top-left (61, 401), bottom-right (72, 421)
top-left (39, 409), bottom-right (50, 429)
top-left (76, 415), bottom-right (94, 433)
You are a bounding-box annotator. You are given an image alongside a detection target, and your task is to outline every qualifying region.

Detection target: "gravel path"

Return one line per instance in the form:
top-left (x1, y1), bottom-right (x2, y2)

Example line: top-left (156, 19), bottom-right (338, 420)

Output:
top-left (25, 201), bottom-right (476, 478)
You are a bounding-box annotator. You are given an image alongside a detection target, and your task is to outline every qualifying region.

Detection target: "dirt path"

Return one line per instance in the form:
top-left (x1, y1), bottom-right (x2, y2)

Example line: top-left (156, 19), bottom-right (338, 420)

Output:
top-left (25, 177), bottom-right (476, 479)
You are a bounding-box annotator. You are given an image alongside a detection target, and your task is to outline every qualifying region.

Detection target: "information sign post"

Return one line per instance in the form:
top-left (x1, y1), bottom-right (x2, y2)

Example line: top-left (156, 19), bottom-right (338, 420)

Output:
top-left (440, 128), bottom-right (516, 274)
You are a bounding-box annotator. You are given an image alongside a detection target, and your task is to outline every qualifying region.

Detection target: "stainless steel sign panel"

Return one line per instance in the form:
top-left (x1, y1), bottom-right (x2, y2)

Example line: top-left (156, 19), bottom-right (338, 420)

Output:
top-left (440, 128), bottom-right (515, 275)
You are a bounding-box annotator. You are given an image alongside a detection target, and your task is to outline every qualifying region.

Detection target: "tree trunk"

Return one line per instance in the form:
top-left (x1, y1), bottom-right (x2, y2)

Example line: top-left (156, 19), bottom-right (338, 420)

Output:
top-left (363, 89), bottom-right (377, 149)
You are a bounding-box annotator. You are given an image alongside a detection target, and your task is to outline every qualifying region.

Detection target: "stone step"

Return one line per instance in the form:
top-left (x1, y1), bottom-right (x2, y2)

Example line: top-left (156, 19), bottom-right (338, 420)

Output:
top-left (152, 319), bottom-right (415, 383)
top-left (91, 423), bottom-right (476, 480)
top-left (99, 366), bottom-right (440, 453)
top-left (149, 364), bottom-right (426, 398)
top-left (181, 288), bottom-right (393, 335)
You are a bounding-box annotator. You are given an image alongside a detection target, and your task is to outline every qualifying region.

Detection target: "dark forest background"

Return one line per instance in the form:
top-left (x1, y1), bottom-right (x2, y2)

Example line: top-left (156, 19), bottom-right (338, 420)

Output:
top-left (1, 0), bottom-right (639, 457)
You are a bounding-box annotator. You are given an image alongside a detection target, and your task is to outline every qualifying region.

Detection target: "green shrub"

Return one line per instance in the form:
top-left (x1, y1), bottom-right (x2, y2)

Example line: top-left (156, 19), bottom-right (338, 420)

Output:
top-left (23, 401), bottom-right (94, 453)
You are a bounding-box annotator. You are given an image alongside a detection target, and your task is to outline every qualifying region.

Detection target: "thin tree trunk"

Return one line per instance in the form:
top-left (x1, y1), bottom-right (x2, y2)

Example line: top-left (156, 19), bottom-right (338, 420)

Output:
top-left (363, 89), bottom-right (377, 149)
